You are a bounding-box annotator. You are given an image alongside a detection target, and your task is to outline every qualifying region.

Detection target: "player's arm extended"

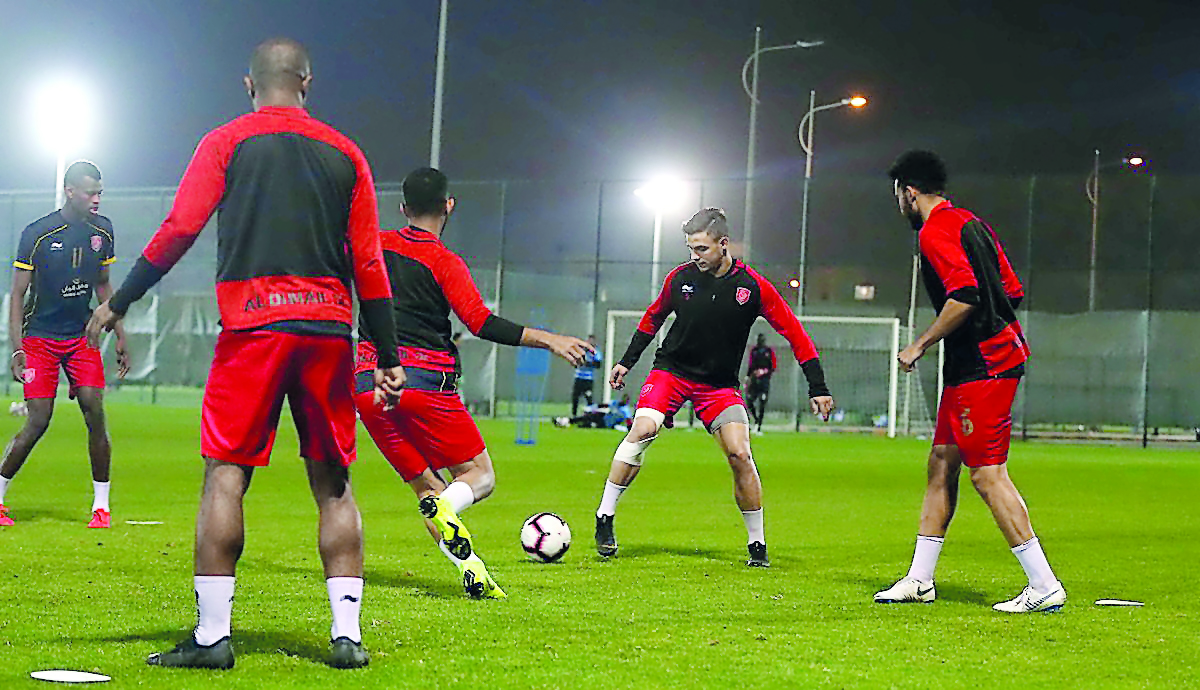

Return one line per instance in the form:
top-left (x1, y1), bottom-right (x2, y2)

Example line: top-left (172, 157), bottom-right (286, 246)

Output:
top-left (437, 254), bottom-right (591, 366)
top-left (106, 131), bottom-right (230, 320)
top-left (898, 298), bottom-right (975, 372)
top-left (753, 271), bottom-right (830, 401)
top-left (8, 269), bottom-right (31, 381)
top-left (616, 271), bottom-right (675, 373)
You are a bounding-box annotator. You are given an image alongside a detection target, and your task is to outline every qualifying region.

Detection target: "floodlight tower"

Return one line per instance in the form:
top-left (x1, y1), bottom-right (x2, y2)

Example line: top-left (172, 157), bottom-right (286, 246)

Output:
top-left (634, 177), bottom-right (688, 300)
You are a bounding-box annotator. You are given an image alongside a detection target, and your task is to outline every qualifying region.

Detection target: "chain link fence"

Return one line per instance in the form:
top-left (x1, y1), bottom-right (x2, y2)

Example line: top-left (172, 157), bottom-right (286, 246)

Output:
top-left (2, 169), bottom-right (1193, 442)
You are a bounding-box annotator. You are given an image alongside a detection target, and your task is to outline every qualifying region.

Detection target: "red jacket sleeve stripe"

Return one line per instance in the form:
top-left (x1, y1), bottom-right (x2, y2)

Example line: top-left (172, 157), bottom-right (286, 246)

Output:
top-left (142, 130), bottom-right (229, 270)
top-left (435, 253), bottom-right (494, 334)
top-left (636, 265), bottom-right (683, 335)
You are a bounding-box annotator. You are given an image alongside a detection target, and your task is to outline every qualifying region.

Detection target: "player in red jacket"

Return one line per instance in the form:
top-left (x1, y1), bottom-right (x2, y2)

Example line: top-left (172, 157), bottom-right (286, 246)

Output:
top-left (89, 38), bottom-right (403, 669)
top-left (354, 168), bottom-right (591, 599)
top-left (873, 150), bottom-right (1064, 613)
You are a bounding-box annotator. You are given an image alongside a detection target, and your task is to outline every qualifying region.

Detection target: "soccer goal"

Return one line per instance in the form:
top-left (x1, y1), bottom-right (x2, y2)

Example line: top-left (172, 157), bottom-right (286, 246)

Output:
top-left (604, 310), bottom-right (926, 438)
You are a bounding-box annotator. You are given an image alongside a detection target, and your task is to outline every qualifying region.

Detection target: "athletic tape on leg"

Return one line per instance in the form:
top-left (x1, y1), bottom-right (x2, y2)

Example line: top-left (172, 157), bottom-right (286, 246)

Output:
top-left (614, 437), bottom-right (655, 467)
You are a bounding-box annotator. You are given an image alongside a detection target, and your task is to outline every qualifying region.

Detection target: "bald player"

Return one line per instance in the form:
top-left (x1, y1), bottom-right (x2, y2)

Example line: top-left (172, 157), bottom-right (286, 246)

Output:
top-left (90, 37), bottom-right (404, 670)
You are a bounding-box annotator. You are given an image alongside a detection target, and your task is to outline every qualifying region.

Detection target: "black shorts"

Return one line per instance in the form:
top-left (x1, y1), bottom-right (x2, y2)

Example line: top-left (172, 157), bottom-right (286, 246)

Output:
top-left (746, 378), bottom-right (771, 399)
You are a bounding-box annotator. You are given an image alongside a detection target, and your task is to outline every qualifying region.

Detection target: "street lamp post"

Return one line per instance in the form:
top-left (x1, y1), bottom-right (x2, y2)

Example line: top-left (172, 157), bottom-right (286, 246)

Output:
top-left (635, 177), bottom-right (687, 301)
top-left (796, 90), bottom-right (867, 313)
top-left (430, 0), bottom-right (448, 167)
top-left (740, 28), bottom-right (823, 263)
top-left (1085, 150), bottom-right (1145, 311)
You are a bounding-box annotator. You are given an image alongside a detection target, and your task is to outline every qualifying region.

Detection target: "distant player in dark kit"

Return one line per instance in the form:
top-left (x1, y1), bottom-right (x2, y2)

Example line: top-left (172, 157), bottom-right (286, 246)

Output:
top-left (873, 150), bottom-right (1065, 613)
top-left (570, 335), bottom-right (601, 416)
top-left (354, 167), bottom-right (593, 599)
top-left (594, 208), bottom-right (835, 566)
top-left (0, 160), bottom-right (129, 530)
top-left (88, 38), bottom-right (405, 669)
top-left (743, 333), bottom-right (776, 433)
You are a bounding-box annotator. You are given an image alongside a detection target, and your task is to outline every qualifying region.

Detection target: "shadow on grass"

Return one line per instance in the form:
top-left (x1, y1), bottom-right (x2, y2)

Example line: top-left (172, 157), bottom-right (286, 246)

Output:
top-left (364, 567), bottom-right (461, 598)
top-left (593, 544), bottom-right (731, 561)
top-left (245, 559), bottom-right (465, 599)
top-left (87, 628), bottom-right (335, 665)
top-left (845, 574), bottom-right (991, 606)
top-left (4, 506), bottom-right (82, 524)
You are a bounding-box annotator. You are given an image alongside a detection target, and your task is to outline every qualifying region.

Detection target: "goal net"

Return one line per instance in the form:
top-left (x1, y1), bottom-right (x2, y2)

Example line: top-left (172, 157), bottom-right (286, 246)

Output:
top-left (604, 310), bottom-right (932, 438)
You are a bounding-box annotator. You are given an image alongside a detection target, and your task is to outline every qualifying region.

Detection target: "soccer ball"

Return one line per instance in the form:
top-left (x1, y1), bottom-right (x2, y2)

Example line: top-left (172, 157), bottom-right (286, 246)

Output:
top-left (521, 512), bottom-right (571, 563)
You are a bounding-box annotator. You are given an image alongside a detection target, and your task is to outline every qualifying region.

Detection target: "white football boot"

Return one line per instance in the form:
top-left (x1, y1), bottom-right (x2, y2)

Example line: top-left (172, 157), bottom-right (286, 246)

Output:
top-left (992, 582), bottom-right (1066, 613)
top-left (873, 576), bottom-right (936, 603)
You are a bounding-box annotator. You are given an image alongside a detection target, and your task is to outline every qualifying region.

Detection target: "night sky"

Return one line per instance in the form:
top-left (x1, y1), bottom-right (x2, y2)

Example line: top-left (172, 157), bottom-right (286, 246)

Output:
top-left (1, 0), bottom-right (1196, 191)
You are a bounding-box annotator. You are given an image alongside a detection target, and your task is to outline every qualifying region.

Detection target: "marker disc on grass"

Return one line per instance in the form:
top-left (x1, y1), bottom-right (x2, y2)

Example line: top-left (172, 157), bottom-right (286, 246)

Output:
top-left (30, 670), bottom-right (111, 683)
top-left (1094, 599), bottom-right (1144, 607)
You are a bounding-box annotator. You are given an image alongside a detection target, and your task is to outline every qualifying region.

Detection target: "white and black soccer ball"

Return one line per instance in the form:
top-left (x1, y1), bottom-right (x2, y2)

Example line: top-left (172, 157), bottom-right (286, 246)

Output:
top-left (521, 512), bottom-right (571, 563)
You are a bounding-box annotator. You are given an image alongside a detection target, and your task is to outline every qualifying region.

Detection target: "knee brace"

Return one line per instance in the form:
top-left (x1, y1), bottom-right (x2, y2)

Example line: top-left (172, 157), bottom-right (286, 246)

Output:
top-left (612, 409), bottom-right (664, 467)
top-left (613, 436), bottom-right (656, 467)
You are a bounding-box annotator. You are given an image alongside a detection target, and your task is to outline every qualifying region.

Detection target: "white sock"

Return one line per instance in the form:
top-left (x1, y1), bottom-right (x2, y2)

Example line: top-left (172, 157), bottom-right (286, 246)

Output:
top-left (439, 540), bottom-right (464, 568)
top-left (327, 577), bottom-right (363, 643)
top-left (596, 480), bottom-right (628, 517)
top-left (907, 535), bottom-right (944, 583)
top-left (1012, 537), bottom-right (1057, 592)
top-left (193, 576), bottom-right (235, 646)
top-left (440, 481), bottom-right (475, 514)
top-left (0, 475), bottom-right (10, 504)
top-left (742, 508), bottom-right (765, 545)
top-left (92, 481), bottom-right (110, 512)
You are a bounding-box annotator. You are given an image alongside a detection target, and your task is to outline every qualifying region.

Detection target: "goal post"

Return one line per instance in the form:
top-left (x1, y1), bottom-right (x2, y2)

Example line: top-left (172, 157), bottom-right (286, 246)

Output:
top-left (604, 309), bottom-right (913, 438)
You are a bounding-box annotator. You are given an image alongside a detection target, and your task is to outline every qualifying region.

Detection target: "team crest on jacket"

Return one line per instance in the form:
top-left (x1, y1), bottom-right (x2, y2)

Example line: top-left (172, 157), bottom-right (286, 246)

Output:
top-left (90, 235), bottom-right (102, 252)
top-left (735, 287), bottom-right (751, 305)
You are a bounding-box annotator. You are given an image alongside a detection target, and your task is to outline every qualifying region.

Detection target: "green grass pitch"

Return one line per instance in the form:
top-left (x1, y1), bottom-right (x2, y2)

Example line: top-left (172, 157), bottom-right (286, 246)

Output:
top-left (0, 400), bottom-right (1196, 688)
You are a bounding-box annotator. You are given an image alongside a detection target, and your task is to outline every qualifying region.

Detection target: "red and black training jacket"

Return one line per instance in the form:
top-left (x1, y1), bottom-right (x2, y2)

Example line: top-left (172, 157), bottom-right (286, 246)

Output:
top-left (919, 200), bottom-right (1029, 386)
top-left (619, 259), bottom-right (828, 396)
top-left (109, 106), bottom-right (398, 366)
top-left (355, 225), bottom-right (523, 377)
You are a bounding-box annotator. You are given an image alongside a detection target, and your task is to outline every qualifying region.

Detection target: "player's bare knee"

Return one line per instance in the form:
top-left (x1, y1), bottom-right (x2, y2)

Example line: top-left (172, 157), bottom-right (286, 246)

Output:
top-left (725, 447), bottom-right (754, 469)
top-left (23, 413), bottom-right (52, 439)
top-left (472, 468), bottom-right (496, 500)
top-left (968, 465), bottom-right (1003, 498)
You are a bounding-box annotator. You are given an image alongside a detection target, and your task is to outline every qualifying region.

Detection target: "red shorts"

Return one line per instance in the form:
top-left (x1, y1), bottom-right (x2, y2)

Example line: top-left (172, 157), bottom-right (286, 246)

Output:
top-left (354, 388), bottom-right (486, 481)
top-left (635, 369), bottom-right (746, 432)
top-left (933, 377), bottom-right (1020, 468)
top-left (201, 330), bottom-right (357, 467)
top-left (21, 336), bottom-right (105, 399)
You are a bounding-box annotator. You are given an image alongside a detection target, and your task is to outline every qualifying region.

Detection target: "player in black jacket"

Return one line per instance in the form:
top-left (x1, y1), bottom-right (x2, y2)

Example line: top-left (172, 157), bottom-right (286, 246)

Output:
top-left (594, 208), bottom-right (834, 566)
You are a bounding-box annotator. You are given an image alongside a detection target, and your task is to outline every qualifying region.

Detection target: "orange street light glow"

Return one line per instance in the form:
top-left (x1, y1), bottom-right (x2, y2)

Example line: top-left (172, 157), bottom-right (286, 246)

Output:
top-left (848, 96), bottom-right (868, 108)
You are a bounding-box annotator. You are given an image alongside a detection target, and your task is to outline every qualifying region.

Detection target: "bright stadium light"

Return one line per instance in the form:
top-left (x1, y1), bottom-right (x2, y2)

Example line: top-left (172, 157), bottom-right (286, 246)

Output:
top-left (635, 176), bottom-right (688, 299)
top-left (32, 78), bottom-right (94, 209)
top-left (634, 176), bottom-right (687, 211)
